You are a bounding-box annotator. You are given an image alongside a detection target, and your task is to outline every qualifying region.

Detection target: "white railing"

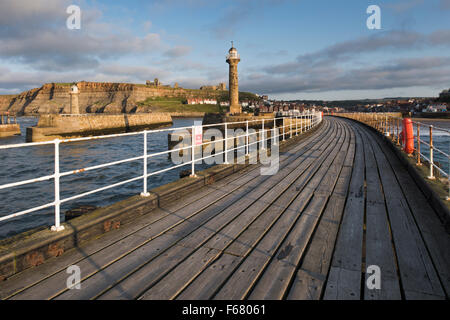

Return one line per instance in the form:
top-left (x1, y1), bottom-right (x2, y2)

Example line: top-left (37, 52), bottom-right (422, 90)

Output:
top-left (0, 111), bottom-right (322, 232)
top-left (334, 112), bottom-right (449, 201)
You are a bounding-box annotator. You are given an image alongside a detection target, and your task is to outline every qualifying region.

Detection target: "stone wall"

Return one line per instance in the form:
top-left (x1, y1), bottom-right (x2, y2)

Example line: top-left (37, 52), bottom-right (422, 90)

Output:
top-left (27, 113), bottom-right (173, 142)
top-left (0, 124), bottom-right (21, 137)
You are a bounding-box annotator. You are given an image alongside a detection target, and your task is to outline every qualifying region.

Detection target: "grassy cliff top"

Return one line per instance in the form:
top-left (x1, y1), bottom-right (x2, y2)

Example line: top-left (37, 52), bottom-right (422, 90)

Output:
top-left (137, 97), bottom-right (224, 113)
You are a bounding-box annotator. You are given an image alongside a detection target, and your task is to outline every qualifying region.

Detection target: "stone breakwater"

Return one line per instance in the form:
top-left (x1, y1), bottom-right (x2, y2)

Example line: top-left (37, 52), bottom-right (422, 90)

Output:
top-left (26, 113), bottom-right (173, 142)
top-left (0, 124), bottom-right (21, 138)
top-left (0, 82), bottom-right (232, 115)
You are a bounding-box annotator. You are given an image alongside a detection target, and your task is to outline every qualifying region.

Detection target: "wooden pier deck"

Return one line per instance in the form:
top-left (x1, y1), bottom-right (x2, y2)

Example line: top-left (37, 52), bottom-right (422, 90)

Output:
top-left (1, 116), bottom-right (449, 300)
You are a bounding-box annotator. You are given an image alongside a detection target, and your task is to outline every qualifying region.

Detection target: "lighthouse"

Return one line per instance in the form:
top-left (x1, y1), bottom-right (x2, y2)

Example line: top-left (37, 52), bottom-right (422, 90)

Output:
top-left (226, 42), bottom-right (241, 114)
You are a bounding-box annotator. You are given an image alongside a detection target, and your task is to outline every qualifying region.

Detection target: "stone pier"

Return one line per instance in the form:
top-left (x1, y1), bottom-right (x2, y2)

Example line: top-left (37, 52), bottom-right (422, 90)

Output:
top-left (0, 114), bottom-right (21, 137)
top-left (26, 113), bottom-right (173, 142)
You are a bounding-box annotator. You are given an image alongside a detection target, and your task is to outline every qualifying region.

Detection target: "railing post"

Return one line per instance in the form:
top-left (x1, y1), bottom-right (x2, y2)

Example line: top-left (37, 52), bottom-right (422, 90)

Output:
top-left (224, 122), bottom-right (229, 164)
top-left (428, 125), bottom-right (434, 179)
top-left (385, 114), bottom-right (388, 136)
top-left (290, 116), bottom-right (293, 138)
top-left (51, 139), bottom-right (64, 232)
top-left (190, 125), bottom-right (197, 177)
top-left (397, 118), bottom-right (400, 145)
top-left (296, 116), bottom-right (298, 135)
top-left (309, 112), bottom-right (312, 130)
top-left (417, 124), bottom-right (421, 166)
top-left (282, 118), bottom-right (285, 141)
top-left (261, 119), bottom-right (265, 150)
top-left (140, 131), bottom-right (150, 196)
top-left (246, 120), bottom-right (249, 155)
top-left (302, 113), bottom-right (303, 133)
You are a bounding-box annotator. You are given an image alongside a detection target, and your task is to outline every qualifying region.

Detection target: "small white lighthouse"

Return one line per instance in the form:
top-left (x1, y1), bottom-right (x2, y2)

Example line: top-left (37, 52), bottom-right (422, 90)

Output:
top-left (70, 83), bottom-right (80, 114)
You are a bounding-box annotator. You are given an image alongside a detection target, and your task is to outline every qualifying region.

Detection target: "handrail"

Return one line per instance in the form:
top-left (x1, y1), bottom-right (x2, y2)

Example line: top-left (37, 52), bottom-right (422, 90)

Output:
top-left (0, 112), bottom-right (323, 232)
top-left (333, 112), bottom-right (449, 201)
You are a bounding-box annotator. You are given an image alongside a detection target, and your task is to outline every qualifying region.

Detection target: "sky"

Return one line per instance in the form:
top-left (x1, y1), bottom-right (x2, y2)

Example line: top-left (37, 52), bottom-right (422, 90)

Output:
top-left (0, 0), bottom-right (449, 100)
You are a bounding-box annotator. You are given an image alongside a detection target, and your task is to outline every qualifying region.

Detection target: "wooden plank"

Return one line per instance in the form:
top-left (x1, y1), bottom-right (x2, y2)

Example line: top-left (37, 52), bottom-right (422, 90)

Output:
top-left (367, 127), bottom-right (450, 297)
top-left (287, 269), bottom-right (326, 300)
top-left (323, 266), bottom-right (361, 300)
top-left (323, 127), bottom-right (365, 299)
top-left (214, 164), bottom-right (342, 296)
top-left (248, 196), bottom-right (329, 299)
top-left (94, 120), bottom-right (342, 300)
top-left (0, 156), bottom-right (264, 299)
top-left (248, 124), bottom-right (351, 299)
top-left (176, 121), bottom-right (340, 250)
top-left (60, 119), bottom-right (337, 300)
top-left (0, 164), bottom-right (261, 299)
top-left (54, 234), bottom-right (179, 300)
top-left (11, 164), bottom-right (272, 299)
top-left (287, 169), bottom-right (353, 300)
top-left (201, 124), bottom-right (343, 253)
top-left (363, 126), bottom-right (446, 299)
top-left (212, 121), bottom-right (349, 299)
top-left (176, 253), bottom-right (241, 300)
top-left (359, 125), bottom-right (401, 300)
top-left (10, 233), bottom-right (160, 300)
top-left (139, 247), bottom-right (221, 300)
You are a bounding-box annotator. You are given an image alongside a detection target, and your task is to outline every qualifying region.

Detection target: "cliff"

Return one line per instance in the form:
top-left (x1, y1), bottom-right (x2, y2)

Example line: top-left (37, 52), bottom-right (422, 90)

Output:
top-left (0, 82), bottom-right (258, 115)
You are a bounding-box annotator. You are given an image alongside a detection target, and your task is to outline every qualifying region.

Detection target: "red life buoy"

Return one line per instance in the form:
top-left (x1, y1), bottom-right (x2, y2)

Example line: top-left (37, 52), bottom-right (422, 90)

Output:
top-left (402, 118), bottom-right (414, 154)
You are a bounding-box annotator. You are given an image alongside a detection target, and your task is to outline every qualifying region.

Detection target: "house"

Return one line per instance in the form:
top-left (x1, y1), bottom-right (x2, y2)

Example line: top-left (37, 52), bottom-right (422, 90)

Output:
top-left (186, 98), bottom-right (217, 105)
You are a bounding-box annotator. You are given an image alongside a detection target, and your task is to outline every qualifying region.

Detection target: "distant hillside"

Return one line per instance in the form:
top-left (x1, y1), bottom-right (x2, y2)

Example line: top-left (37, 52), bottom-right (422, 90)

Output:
top-left (0, 81), bottom-right (259, 115)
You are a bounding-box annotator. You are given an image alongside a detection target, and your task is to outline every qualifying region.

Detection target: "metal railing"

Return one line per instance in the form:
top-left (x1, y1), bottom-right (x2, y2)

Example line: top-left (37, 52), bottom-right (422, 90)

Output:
top-left (0, 113), bottom-right (18, 125)
top-left (335, 112), bottom-right (449, 201)
top-left (0, 111), bottom-right (322, 232)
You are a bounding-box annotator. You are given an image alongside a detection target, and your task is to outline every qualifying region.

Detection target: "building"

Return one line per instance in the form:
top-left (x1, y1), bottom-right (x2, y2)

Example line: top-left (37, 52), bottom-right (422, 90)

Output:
top-left (146, 78), bottom-right (161, 87)
top-left (186, 98), bottom-right (217, 105)
top-left (425, 104), bottom-right (447, 112)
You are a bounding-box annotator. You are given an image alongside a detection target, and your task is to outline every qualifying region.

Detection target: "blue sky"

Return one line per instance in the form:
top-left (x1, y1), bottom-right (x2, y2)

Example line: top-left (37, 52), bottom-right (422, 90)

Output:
top-left (0, 0), bottom-right (449, 99)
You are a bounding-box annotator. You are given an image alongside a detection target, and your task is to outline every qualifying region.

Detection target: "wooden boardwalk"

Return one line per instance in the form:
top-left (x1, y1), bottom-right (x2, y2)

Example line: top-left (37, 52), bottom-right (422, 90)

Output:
top-left (1, 116), bottom-right (449, 300)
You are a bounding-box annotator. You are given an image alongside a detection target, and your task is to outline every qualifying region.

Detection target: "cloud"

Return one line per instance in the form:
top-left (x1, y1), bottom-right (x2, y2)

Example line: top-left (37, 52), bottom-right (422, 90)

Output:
top-left (241, 56), bottom-right (450, 94)
top-left (440, 0), bottom-right (450, 10)
top-left (384, 0), bottom-right (425, 13)
top-left (0, 63), bottom-right (171, 93)
top-left (209, 0), bottom-right (291, 39)
top-left (264, 30), bottom-right (450, 75)
top-left (163, 46), bottom-right (192, 58)
top-left (0, 0), bottom-right (162, 71)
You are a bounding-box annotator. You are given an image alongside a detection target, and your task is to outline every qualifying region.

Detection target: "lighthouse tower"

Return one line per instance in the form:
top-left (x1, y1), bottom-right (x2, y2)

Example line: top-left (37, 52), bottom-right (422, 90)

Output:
top-left (226, 42), bottom-right (241, 114)
top-left (70, 83), bottom-right (80, 114)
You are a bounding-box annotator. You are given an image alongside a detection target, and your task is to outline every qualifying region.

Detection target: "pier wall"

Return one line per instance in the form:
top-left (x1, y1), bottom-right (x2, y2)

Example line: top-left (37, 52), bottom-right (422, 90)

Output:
top-left (0, 124), bottom-right (21, 137)
top-left (26, 113), bottom-right (173, 142)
